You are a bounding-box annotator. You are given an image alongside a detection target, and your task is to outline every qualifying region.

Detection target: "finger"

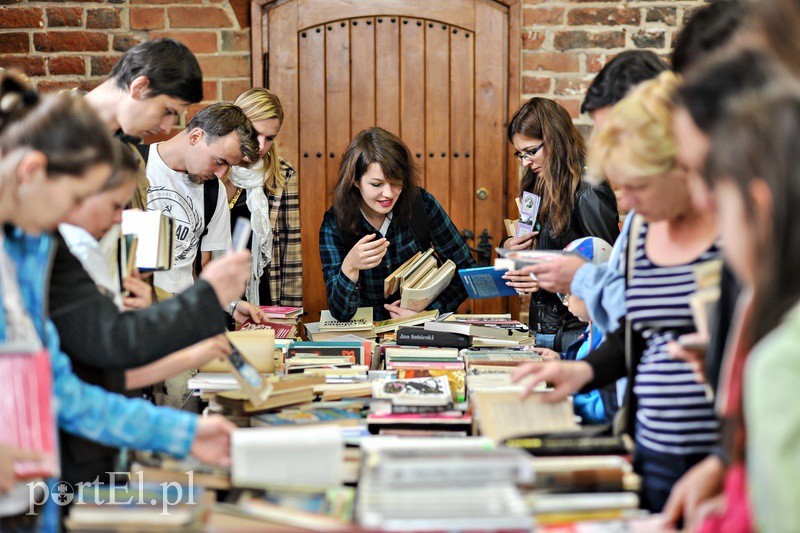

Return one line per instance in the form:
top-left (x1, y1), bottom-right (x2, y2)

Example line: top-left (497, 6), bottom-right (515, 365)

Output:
top-left (661, 489), bottom-right (684, 526)
top-left (384, 303), bottom-right (401, 313)
top-left (510, 361), bottom-right (544, 383)
top-left (359, 237), bottom-right (388, 251)
top-left (356, 233), bottom-right (378, 245)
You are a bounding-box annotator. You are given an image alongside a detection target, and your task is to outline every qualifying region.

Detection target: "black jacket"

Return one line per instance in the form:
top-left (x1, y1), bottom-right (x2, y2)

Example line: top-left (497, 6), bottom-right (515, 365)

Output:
top-left (49, 234), bottom-right (228, 486)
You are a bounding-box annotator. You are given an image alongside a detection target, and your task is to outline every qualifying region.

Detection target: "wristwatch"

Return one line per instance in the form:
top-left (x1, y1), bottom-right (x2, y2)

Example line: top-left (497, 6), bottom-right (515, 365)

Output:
top-left (229, 299), bottom-right (240, 316)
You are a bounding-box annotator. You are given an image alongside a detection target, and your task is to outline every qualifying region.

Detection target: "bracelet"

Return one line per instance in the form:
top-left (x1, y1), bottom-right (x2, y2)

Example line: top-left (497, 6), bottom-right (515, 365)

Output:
top-left (229, 299), bottom-right (240, 316)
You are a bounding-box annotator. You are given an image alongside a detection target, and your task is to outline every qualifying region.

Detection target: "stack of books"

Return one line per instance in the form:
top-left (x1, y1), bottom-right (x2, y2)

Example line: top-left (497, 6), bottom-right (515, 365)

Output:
top-left (425, 314), bottom-right (532, 347)
top-left (237, 306), bottom-right (303, 338)
top-left (384, 248), bottom-right (456, 312)
top-left (212, 374), bottom-right (325, 415)
top-left (384, 346), bottom-right (466, 403)
top-left (374, 309), bottom-right (439, 336)
top-left (305, 307), bottom-right (376, 341)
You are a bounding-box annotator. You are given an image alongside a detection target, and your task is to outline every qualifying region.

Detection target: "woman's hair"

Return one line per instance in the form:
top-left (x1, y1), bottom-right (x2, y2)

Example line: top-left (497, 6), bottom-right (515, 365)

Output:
top-left (234, 88), bottom-right (286, 194)
top-left (707, 85), bottom-right (800, 345)
top-left (102, 143), bottom-right (141, 192)
top-left (0, 71), bottom-right (116, 178)
top-left (588, 71), bottom-right (679, 185)
top-left (332, 127), bottom-right (419, 235)
top-left (508, 97), bottom-right (586, 236)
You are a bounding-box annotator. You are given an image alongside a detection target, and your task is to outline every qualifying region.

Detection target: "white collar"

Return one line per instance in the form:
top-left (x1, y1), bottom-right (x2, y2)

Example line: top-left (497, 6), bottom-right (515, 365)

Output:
top-left (361, 210), bottom-right (393, 237)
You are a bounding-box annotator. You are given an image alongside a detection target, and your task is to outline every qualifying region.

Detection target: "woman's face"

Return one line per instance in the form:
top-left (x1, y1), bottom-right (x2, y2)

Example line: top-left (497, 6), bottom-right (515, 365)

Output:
top-left (16, 159), bottom-right (112, 234)
top-left (251, 118), bottom-right (281, 160)
top-left (356, 162), bottom-right (402, 218)
top-left (63, 179), bottom-right (137, 240)
top-left (714, 180), bottom-right (764, 287)
top-left (608, 162), bottom-right (690, 222)
top-left (512, 134), bottom-right (546, 175)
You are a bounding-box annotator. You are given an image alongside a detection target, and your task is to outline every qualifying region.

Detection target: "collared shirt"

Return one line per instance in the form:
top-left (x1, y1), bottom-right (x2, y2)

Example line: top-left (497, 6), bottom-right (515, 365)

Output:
top-left (319, 188), bottom-right (476, 321)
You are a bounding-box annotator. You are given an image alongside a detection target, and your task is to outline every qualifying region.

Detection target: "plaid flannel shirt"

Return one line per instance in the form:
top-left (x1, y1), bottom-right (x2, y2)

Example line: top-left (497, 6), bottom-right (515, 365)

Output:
top-left (267, 160), bottom-right (303, 307)
top-left (319, 188), bottom-right (476, 321)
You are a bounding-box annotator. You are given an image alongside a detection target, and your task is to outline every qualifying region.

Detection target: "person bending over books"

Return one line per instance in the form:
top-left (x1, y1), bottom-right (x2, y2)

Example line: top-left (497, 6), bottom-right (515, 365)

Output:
top-left (502, 97), bottom-right (619, 351)
top-left (320, 127), bottom-right (475, 322)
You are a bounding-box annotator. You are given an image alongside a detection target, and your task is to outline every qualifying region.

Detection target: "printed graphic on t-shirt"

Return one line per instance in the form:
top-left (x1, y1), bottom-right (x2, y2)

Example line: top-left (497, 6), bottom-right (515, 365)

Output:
top-left (146, 184), bottom-right (204, 262)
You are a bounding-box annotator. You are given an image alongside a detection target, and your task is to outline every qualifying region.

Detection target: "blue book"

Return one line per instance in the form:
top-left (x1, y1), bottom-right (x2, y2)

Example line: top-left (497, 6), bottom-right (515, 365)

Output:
top-left (458, 266), bottom-right (518, 299)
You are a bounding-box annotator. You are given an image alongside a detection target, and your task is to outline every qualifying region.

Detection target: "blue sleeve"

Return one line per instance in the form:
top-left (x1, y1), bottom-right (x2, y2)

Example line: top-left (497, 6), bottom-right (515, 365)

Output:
top-left (47, 321), bottom-right (197, 457)
top-left (319, 214), bottom-right (360, 321)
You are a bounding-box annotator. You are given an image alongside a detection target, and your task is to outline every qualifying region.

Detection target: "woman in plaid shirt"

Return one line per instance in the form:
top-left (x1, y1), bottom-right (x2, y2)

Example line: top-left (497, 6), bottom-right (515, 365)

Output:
top-left (320, 127), bottom-right (475, 321)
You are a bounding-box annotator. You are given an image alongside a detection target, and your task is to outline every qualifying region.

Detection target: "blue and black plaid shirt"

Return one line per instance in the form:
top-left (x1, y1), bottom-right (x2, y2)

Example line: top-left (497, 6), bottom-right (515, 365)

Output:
top-left (319, 189), bottom-right (476, 321)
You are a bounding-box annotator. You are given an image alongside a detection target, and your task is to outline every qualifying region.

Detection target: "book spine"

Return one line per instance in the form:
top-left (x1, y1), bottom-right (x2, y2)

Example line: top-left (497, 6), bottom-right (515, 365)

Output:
top-left (396, 328), bottom-right (470, 348)
top-left (391, 404), bottom-right (454, 414)
top-left (505, 436), bottom-right (630, 456)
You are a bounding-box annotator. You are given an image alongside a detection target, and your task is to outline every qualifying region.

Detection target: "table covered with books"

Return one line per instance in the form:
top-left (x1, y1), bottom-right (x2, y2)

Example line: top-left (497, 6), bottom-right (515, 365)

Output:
top-left (64, 306), bottom-right (661, 532)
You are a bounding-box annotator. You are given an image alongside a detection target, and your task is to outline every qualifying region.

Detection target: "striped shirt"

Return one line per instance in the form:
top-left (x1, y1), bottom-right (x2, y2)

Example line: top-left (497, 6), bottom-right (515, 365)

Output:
top-left (626, 222), bottom-right (720, 455)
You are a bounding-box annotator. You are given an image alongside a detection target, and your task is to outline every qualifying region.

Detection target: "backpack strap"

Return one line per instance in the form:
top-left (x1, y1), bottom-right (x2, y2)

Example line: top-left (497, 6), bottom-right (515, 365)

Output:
top-left (408, 191), bottom-right (431, 249)
top-left (194, 178), bottom-right (221, 275)
top-left (134, 143), bottom-right (150, 164)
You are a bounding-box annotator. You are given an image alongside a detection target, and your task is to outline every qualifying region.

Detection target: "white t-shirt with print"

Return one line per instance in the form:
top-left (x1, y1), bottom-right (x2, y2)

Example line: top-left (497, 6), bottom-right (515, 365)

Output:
top-left (145, 143), bottom-right (231, 294)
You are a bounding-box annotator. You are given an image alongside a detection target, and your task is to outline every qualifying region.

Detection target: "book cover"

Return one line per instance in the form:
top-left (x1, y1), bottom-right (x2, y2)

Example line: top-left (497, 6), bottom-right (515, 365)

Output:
top-left (238, 320), bottom-right (295, 338)
top-left (258, 306), bottom-right (303, 319)
top-left (371, 376), bottom-right (452, 407)
top-left (516, 191), bottom-right (541, 237)
top-left (319, 307), bottom-right (373, 332)
top-left (458, 266), bottom-right (518, 299)
top-left (396, 326), bottom-right (471, 349)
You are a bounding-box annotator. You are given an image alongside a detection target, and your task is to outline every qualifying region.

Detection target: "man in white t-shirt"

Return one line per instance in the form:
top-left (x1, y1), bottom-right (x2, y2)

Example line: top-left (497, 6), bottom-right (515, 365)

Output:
top-left (145, 102), bottom-right (259, 296)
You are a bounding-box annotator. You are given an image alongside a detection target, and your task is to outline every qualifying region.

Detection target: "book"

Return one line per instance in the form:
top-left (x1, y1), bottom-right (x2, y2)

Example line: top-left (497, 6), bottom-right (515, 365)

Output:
top-left (288, 341), bottom-right (368, 365)
top-left (424, 320), bottom-right (528, 341)
top-left (503, 218), bottom-right (518, 237)
top-left (199, 329), bottom-right (276, 373)
top-left (458, 266), bottom-right (518, 299)
top-left (495, 248), bottom-right (567, 270)
top-left (505, 434), bottom-right (632, 457)
top-left (259, 306), bottom-right (303, 319)
top-left (371, 376), bottom-right (452, 407)
top-left (319, 307), bottom-right (373, 332)
top-left (121, 209), bottom-right (175, 271)
top-left (400, 260), bottom-right (456, 311)
top-left (215, 388), bottom-right (316, 415)
top-left (374, 309), bottom-right (439, 334)
top-left (305, 321), bottom-right (376, 341)
top-left (131, 454), bottom-right (231, 490)
top-left (396, 326), bottom-right (471, 348)
top-left (516, 191), bottom-right (541, 237)
top-left (252, 408), bottom-right (363, 428)
top-left (384, 346), bottom-right (461, 361)
top-left (117, 233), bottom-right (138, 289)
top-left (238, 319), bottom-right (296, 339)
top-left (473, 391), bottom-right (580, 442)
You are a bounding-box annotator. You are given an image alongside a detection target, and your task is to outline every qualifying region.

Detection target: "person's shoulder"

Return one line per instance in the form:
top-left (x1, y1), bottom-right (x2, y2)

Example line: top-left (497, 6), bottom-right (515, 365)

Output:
top-left (321, 206), bottom-right (338, 229)
top-left (416, 187), bottom-right (440, 209)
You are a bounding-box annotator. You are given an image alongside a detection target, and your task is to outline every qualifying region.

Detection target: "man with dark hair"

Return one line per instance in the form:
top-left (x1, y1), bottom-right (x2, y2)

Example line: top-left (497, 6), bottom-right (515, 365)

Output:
top-left (145, 102), bottom-right (259, 297)
top-left (671, 0), bottom-right (745, 74)
top-left (581, 50), bottom-right (669, 129)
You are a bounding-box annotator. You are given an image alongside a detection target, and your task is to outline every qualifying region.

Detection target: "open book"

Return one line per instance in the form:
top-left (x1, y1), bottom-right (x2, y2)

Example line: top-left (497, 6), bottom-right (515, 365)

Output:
top-left (384, 248), bottom-right (455, 312)
top-left (121, 209), bottom-right (174, 271)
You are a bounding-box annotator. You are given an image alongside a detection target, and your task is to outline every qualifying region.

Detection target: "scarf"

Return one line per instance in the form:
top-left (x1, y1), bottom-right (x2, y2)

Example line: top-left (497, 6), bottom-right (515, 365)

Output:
top-left (230, 158), bottom-right (272, 305)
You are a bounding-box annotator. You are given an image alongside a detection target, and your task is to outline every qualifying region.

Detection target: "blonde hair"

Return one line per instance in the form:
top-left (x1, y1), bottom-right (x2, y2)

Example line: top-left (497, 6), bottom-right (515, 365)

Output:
top-left (234, 88), bottom-right (285, 194)
top-left (588, 71), bottom-right (680, 184)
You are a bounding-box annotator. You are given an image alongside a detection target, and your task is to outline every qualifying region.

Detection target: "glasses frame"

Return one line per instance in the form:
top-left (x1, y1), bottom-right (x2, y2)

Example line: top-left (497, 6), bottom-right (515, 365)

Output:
top-left (513, 143), bottom-right (544, 162)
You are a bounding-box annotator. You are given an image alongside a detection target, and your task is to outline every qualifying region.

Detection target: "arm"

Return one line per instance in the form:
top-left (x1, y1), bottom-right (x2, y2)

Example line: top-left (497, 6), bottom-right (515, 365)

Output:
top-left (125, 335), bottom-right (232, 390)
top-left (580, 318), bottom-right (628, 391)
top-left (319, 214), bottom-right (360, 321)
top-left (276, 170), bottom-right (303, 307)
top-left (200, 251), bottom-right (212, 268)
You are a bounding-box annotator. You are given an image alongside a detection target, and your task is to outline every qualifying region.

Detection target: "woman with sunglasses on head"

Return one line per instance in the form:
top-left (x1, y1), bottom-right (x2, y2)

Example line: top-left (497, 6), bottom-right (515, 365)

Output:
top-left (503, 97), bottom-right (619, 350)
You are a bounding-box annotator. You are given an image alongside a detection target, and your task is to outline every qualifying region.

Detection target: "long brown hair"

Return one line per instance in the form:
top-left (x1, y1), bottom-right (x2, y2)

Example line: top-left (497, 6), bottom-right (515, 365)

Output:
top-left (508, 97), bottom-right (586, 236)
top-left (332, 127), bottom-right (419, 235)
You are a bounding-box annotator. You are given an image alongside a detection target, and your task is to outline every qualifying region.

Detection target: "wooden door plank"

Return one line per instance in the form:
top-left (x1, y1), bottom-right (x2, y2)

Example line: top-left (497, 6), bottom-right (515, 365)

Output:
top-left (400, 18), bottom-right (425, 188)
top-left (298, 0), bottom-right (476, 33)
top-left (299, 24), bottom-right (327, 321)
top-left (376, 16), bottom-right (401, 135)
top-left (267, 1), bottom-right (299, 170)
top-left (350, 17), bottom-right (376, 137)
top-left (325, 20), bottom-right (350, 202)
top-left (424, 21), bottom-right (450, 209)
top-left (448, 27), bottom-right (474, 243)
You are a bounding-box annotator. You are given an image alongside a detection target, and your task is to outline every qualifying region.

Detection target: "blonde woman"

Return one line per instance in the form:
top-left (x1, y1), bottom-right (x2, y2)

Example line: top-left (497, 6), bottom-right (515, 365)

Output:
top-left (224, 88), bottom-right (302, 307)
top-left (512, 72), bottom-right (721, 512)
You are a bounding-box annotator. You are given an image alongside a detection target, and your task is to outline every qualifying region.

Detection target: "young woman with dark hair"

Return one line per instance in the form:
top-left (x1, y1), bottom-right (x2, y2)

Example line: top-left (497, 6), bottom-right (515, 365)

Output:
top-left (319, 127), bottom-right (475, 321)
top-left (503, 97), bottom-right (619, 350)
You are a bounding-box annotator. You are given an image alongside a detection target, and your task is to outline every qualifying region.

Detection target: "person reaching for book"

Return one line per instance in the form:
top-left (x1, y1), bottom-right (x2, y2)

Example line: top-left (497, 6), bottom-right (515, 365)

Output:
top-left (320, 128), bottom-right (475, 322)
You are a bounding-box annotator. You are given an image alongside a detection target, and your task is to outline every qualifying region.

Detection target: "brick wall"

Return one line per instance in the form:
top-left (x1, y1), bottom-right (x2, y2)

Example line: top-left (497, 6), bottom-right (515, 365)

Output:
top-left (0, 0), bottom-right (252, 141)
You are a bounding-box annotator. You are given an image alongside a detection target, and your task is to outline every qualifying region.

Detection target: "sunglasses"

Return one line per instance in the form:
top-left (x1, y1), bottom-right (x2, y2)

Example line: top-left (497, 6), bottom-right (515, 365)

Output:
top-left (513, 143), bottom-right (544, 162)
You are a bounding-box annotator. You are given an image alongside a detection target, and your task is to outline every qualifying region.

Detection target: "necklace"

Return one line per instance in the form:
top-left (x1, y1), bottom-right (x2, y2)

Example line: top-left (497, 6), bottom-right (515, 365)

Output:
top-left (228, 187), bottom-right (243, 210)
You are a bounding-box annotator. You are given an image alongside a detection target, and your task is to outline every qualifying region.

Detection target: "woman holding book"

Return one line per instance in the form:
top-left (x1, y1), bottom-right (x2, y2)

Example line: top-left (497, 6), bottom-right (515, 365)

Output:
top-left (503, 97), bottom-right (619, 350)
top-left (320, 127), bottom-right (475, 322)
top-left (223, 88), bottom-right (302, 308)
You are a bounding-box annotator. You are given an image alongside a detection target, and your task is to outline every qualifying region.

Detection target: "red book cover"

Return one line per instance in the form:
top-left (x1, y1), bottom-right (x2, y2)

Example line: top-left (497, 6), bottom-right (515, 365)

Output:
top-left (238, 320), bottom-right (295, 338)
top-left (258, 306), bottom-right (303, 319)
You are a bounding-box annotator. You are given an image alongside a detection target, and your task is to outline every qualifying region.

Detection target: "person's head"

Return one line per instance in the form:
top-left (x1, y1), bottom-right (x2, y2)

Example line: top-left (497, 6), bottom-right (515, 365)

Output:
top-left (754, 0), bottom-right (800, 76)
top-left (508, 97), bottom-right (587, 236)
top-left (332, 127), bottom-right (419, 234)
top-left (581, 50), bottom-right (669, 130)
top-left (63, 143), bottom-right (139, 240)
top-left (588, 71), bottom-right (686, 222)
top-left (107, 38), bottom-right (203, 138)
top-left (671, 0), bottom-right (746, 74)
top-left (674, 49), bottom-right (785, 211)
top-left (182, 102), bottom-right (259, 184)
top-left (0, 73), bottom-right (116, 234)
top-left (561, 236), bottom-right (612, 322)
top-left (233, 88), bottom-right (286, 194)
top-left (706, 85), bottom-right (800, 342)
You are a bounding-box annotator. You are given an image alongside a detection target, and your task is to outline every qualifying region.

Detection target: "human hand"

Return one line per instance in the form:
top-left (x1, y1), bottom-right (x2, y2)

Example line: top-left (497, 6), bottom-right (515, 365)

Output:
top-left (510, 360), bottom-right (594, 401)
top-left (342, 234), bottom-right (389, 282)
top-left (519, 254), bottom-right (587, 294)
top-left (233, 300), bottom-right (267, 325)
top-left (189, 335), bottom-right (233, 368)
top-left (502, 269), bottom-right (540, 293)
top-left (190, 415), bottom-right (237, 467)
top-left (532, 346), bottom-right (561, 361)
top-left (0, 444), bottom-right (46, 493)
top-left (122, 275), bottom-right (153, 310)
top-left (505, 232), bottom-right (537, 251)
top-left (661, 454), bottom-right (725, 529)
top-left (667, 333), bottom-right (709, 384)
top-left (200, 250), bottom-right (250, 307)
top-left (384, 301), bottom-right (419, 319)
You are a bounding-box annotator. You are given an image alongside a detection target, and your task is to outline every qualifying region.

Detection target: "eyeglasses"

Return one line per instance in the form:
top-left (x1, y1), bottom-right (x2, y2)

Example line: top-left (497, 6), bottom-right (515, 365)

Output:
top-left (513, 143), bottom-right (544, 162)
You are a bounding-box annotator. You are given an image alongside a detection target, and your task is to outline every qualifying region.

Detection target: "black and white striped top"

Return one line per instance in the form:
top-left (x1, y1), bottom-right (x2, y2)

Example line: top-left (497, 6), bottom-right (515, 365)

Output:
top-left (626, 222), bottom-right (720, 456)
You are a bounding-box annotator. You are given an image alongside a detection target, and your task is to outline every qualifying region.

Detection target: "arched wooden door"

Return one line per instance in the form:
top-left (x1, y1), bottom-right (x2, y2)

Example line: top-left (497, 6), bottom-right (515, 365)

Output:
top-left (252, 0), bottom-right (521, 320)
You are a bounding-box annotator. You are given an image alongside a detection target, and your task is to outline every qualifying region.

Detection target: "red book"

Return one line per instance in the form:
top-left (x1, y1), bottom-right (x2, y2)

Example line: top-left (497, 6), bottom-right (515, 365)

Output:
top-left (238, 320), bottom-right (295, 338)
top-left (258, 306), bottom-right (303, 319)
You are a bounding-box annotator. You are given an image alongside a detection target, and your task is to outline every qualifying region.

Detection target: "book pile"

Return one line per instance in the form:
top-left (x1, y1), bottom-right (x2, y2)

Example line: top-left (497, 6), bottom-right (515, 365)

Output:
top-left (305, 307), bottom-right (376, 341)
top-left (131, 453), bottom-right (231, 490)
top-left (425, 313), bottom-right (532, 347)
top-left (212, 374), bottom-right (325, 416)
top-left (238, 306), bottom-right (303, 339)
top-left (356, 437), bottom-right (533, 531)
top-left (384, 248), bottom-right (456, 311)
top-left (374, 309), bottom-right (439, 336)
top-left (384, 346), bottom-right (466, 403)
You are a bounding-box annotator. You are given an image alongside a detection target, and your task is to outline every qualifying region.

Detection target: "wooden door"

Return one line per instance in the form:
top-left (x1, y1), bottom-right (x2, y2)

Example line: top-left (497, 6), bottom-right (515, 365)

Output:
top-left (252, 0), bottom-right (521, 321)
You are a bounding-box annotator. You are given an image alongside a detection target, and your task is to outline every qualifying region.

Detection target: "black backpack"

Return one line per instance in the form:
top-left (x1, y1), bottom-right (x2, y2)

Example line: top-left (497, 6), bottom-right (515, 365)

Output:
top-left (135, 144), bottom-right (220, 274)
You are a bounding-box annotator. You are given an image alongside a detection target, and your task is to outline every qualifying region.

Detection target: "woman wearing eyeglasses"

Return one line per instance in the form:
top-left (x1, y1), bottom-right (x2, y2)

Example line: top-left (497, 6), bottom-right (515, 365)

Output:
top-left (503, 97), bottom-right (619, 350)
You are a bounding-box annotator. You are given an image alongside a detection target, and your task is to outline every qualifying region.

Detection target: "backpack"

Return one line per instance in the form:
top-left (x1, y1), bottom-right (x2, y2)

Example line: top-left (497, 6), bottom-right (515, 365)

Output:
top-left (135, 144), bottom-right (220, 274)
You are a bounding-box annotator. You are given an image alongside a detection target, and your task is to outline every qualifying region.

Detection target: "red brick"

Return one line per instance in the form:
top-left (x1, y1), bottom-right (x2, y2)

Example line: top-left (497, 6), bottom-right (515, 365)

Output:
top-left (46, 7), bottom-right (82, 27)
top-left (131, 0), bottom-right (193, 4)
top-left (37, 79), bottom-right (101, 94)
top-left (555, 77), bottom-right (593, 97)
top-left (87, 8), bottom-right (121, 29)
top-left (221, 78), bottom-right (251, 101)
top-left (168, 6), bottom-right (231, 29)
top-left (150, 31), bottom-right (218, 54)
top-left (229, 0), bottom-right (250, 29)
top-left (646, 7), bottom-right (677, 25)
top-left (522, 76), bottom-right (550, 94)
top-left (0, 7), bottom-right (44, 28)
top-left (198, 55), bottom-right (250, 78)
top-left (586, 53), bottom-right (611, 74)
top-left (555, 98), bottom-right (581, 119)
top-left (48, 57), bottom-right (85, 76)
top-left (130, 7), bottom-right (164, 30)
top-left (522, 7), bottom-right (564, 26)
top-left (185, 103), bottom-right (208, 123)
top-left (567, 7), bottom-right (640, 26)
top-left (0, 56), bottom-right (45, 77)
top-left (34, 31), bottom-right (108, 53)
top-left (202, 80), bottom-right (218, 101)
top-left (554, 30), bottom-right (625, 50)
top-left (522, 51), bottom-right (579, 73)
top-left (90, 55), bottom-right (121, 77)
top-left (113, 34), bottom-right (143, 52)
top-left (0, 32), bottom-right (28, 53)
top-left (221, 30), bottom-right (249, 52)
top-left (522, 30), bottom-right (545, 50)
top-left (632, 29), bottom-right (665, 49)
top-left (142, 128), bottom-right (180, 144)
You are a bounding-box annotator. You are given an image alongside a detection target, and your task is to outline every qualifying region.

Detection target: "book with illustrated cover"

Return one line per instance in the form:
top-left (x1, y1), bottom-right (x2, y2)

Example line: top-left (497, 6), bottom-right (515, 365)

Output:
top-left (516, 191), bottom-right (541, 237)
top-left (237, 320), bottom-right (296, 339)
top-left (259, 306), bottom-right (303, 319)
top-left (458, 266), bottom-right (518, 299)
top-left (371, 376), bottom-right (452, 407)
